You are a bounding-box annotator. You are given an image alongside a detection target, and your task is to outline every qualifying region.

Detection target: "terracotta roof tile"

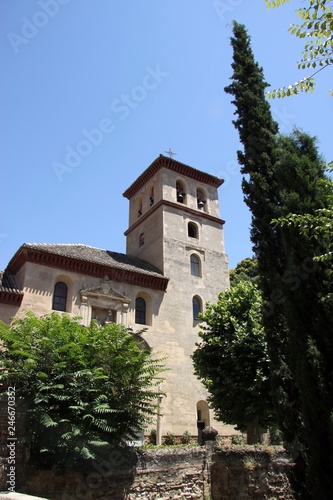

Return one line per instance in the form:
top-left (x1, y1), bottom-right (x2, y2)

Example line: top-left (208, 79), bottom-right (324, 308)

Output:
top-left (18, 243), bottom-right (164, 278)
top-left (0, 271), bottom-right (23, 294)
top-left (123, 154), bottom-right (223, 199)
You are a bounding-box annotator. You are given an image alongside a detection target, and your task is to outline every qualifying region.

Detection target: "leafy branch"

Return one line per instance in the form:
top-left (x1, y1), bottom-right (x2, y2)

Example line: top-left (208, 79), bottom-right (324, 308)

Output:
top-left (265, 0), bottom-right (333, 96)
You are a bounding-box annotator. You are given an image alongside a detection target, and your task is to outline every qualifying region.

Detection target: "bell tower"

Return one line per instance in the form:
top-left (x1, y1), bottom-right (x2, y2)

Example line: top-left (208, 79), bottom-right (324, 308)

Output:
top-left (123, 154), bottom-right (230, 436)
top-left (123, 154), bottom-right (228, 277)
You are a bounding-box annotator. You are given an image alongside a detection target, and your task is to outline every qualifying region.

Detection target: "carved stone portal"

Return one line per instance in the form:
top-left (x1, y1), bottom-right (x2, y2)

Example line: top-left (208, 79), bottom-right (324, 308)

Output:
top-left (79, 276), bottom-right (131, 326)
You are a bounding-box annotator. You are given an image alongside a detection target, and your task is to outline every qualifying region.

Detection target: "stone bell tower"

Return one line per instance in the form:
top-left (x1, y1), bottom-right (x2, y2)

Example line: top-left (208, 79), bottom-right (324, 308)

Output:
top-left (123, 154), bottom-right (231, 437)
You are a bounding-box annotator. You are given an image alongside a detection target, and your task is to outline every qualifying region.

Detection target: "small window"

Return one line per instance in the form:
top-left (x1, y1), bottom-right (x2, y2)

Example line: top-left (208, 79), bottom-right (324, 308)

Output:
top-left (190, 254), bottom-right (201, 277)
top-left (176, 181), bottom-right (186, 203)
top-left (135, 297), bottom-right (146, 325)
top-left (52, 281), bottom-right (68, 311)
top-left (139, 232), bottom-right (145, 247)
top-left (192, 296), bottom-right (202, 320)
top-left (188, 222), bottom-right (198, 239)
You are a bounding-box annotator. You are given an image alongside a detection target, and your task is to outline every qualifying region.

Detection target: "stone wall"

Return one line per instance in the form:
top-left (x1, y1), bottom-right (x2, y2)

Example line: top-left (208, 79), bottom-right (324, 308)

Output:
top-left (1, 443), bottom-right (294, 499)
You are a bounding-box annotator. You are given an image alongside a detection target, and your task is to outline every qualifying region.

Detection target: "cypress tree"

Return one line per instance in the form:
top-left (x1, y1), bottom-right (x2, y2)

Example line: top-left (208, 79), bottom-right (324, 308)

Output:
top-left (225, 21), bottom-right (333, 499)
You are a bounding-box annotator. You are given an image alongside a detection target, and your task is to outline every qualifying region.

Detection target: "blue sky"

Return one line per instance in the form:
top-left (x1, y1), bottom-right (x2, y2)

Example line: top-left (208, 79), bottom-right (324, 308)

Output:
top-left (1, 0), bottom-right (332, 271)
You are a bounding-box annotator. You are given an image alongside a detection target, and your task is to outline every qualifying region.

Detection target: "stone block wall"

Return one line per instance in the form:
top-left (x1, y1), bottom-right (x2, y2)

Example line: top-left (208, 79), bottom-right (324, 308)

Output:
top-left (0, 443), bottom-right (294, 499)
top-left (0, 396), bottom-right (294, 499)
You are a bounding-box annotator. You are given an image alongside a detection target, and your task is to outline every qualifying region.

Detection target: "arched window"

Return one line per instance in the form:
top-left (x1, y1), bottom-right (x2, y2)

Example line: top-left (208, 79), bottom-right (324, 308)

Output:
top-left (190, 254), bottom-right (201, 277)
top-left (196, 400), bottom-right (210, 444)
top-left (197, 188), bottom-right (206, 211)
top-left (192, 296), bottom-right (202, 320)
top-left (135, 297), bottom-right (146, 325)
top-left (188, 222), bottom-right (198, 239)
top-left (52, 281), bottom-right (68, 311)
top-left (139, 232), bottom-right (145, 247)
top-left (176, 181), bottom-right (186, 203)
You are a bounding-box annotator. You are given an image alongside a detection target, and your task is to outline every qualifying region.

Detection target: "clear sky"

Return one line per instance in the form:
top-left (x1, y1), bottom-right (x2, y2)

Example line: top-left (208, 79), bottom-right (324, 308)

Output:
top-left (1, 0), bottom-right (332, 271)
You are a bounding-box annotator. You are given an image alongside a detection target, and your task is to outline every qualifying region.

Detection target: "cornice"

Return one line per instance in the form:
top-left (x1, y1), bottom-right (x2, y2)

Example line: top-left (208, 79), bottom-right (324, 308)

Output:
top-left (8, 249), bottom-right (169, 292)
top-left (0, 291), bottom-right (23, 306)
top-left (124, 199), bottom-right (225, 236)
top-left (123, 155), bottom-right (223, 199)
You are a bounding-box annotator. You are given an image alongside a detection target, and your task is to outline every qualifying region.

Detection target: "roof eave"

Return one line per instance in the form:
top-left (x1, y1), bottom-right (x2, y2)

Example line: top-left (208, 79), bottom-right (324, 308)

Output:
top-left (7, 247), bottom-right (169, 292)
top-left (123, 155), bottom-right (224, 199)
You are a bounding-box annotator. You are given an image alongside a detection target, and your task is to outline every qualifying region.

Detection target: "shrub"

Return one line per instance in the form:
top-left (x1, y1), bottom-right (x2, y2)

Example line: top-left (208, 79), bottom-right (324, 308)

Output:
top-left (269, 426), bottom-right (283, 445)
top-left (149, 429), bottom-right (157, 445)
top-left (180, 430), bottom-right (191, 444)
top-left (232, 434), bottom-right (245, 445)
top-left (0, 312), bottom-right (165, 471)
top-left (163, 432), bottom-right (176, 445)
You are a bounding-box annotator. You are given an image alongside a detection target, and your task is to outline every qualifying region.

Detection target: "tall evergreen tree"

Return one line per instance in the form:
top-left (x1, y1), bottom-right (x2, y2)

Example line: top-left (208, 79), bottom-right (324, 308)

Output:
top-left (192, 280), bottom-right (273, 444)
top-left (225, 21), bottom-right (333, 499)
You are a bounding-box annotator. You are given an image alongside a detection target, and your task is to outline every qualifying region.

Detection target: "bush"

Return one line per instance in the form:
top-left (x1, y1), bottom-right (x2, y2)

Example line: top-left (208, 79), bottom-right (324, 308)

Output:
top-left (232, 434), bottom-right (245, 445)
top-left (0, 312), bottom-right (165, 471)
top-left (149, 429), bottom-right (157, 445)
top-left (180, 430), bottom-right (191, 444)
top-left (163, 432), bottom-right (176, 445)
top-left (269, 426), bottom-right (283, 445)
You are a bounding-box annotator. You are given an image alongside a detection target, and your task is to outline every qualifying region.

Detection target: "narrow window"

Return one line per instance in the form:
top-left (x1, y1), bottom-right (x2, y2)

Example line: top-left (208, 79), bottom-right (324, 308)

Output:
top-left (52, 281), bottom-right (67, 311)
top-left (188, 222), bottom-right (198, 239)
top-left (139, 232), bottom-right (145, 247)
top-left (190, 254), bottom-right (201, 277)
top-left (135, 297), bottom-right (146, 325)
top-left (192, 296), bottom-right (202, 320)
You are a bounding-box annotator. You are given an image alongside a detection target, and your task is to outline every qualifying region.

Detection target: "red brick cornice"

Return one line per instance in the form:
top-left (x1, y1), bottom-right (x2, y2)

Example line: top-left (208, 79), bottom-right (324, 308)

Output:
top-left (8, 249), bottom-right (168, 292)
top-left (123, 155), bottom-right (224, 199)
top-left (0, 291), bottom-right (23, 306)
top-left (124, 199), bottom-right (225, 236)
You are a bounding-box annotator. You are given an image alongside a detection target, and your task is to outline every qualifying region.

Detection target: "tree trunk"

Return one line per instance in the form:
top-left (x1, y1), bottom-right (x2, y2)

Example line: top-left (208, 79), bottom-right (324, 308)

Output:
top-left (247, 419), bottom-right (266, 444)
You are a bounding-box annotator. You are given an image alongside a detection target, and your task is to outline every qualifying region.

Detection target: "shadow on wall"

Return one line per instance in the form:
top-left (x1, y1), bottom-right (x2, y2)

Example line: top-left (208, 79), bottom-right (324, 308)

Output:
top-left (15, 445), bottom-right (139, 500)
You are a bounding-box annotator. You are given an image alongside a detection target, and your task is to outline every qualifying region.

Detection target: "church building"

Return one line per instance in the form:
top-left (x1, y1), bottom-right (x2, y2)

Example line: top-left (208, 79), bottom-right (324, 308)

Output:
top-left (0, 154), bottom-right (235, 440)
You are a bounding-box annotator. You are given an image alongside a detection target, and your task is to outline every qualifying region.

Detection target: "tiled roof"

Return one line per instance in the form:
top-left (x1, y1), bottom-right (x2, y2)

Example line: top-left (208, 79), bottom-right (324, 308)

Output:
top-left (0, 270), bottom-right (23, 294)
top-left (11, 243), bottom-right (164, 278)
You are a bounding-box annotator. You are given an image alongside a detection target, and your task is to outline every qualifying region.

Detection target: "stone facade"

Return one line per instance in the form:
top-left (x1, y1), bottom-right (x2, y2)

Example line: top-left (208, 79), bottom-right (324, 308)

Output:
top-left (0, 155), bottom-right (233, 439)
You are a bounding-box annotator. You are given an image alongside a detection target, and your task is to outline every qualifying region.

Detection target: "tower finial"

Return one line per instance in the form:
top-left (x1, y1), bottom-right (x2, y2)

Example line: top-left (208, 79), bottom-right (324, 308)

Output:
top-left (164, 148), bottom-right (177, 159)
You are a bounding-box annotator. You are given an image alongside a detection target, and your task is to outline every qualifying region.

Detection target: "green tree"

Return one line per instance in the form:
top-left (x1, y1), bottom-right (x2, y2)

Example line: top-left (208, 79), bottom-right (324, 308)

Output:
top-left (274, 161), bottom-right (333, 263)
top-left (229, 257), bottom-right (259, 287)
top-left (192, 281), bottom-right (273, 444)
top-left (224, 21), bottom-right (333, 498)
top-left (0, 312), bottom-right (164, 471)
top-left (265, 0), bottom-right (333, 97)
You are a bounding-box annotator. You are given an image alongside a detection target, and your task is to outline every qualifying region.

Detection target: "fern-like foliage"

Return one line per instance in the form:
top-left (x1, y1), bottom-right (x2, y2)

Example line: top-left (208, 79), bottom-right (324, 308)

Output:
top-left (0, 313), bottom-right (165, 472)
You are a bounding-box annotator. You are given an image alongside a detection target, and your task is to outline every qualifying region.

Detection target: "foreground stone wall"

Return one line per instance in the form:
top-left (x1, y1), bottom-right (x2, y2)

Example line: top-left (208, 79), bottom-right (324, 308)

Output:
top-left (1, 443), bottom-right (294, 500)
